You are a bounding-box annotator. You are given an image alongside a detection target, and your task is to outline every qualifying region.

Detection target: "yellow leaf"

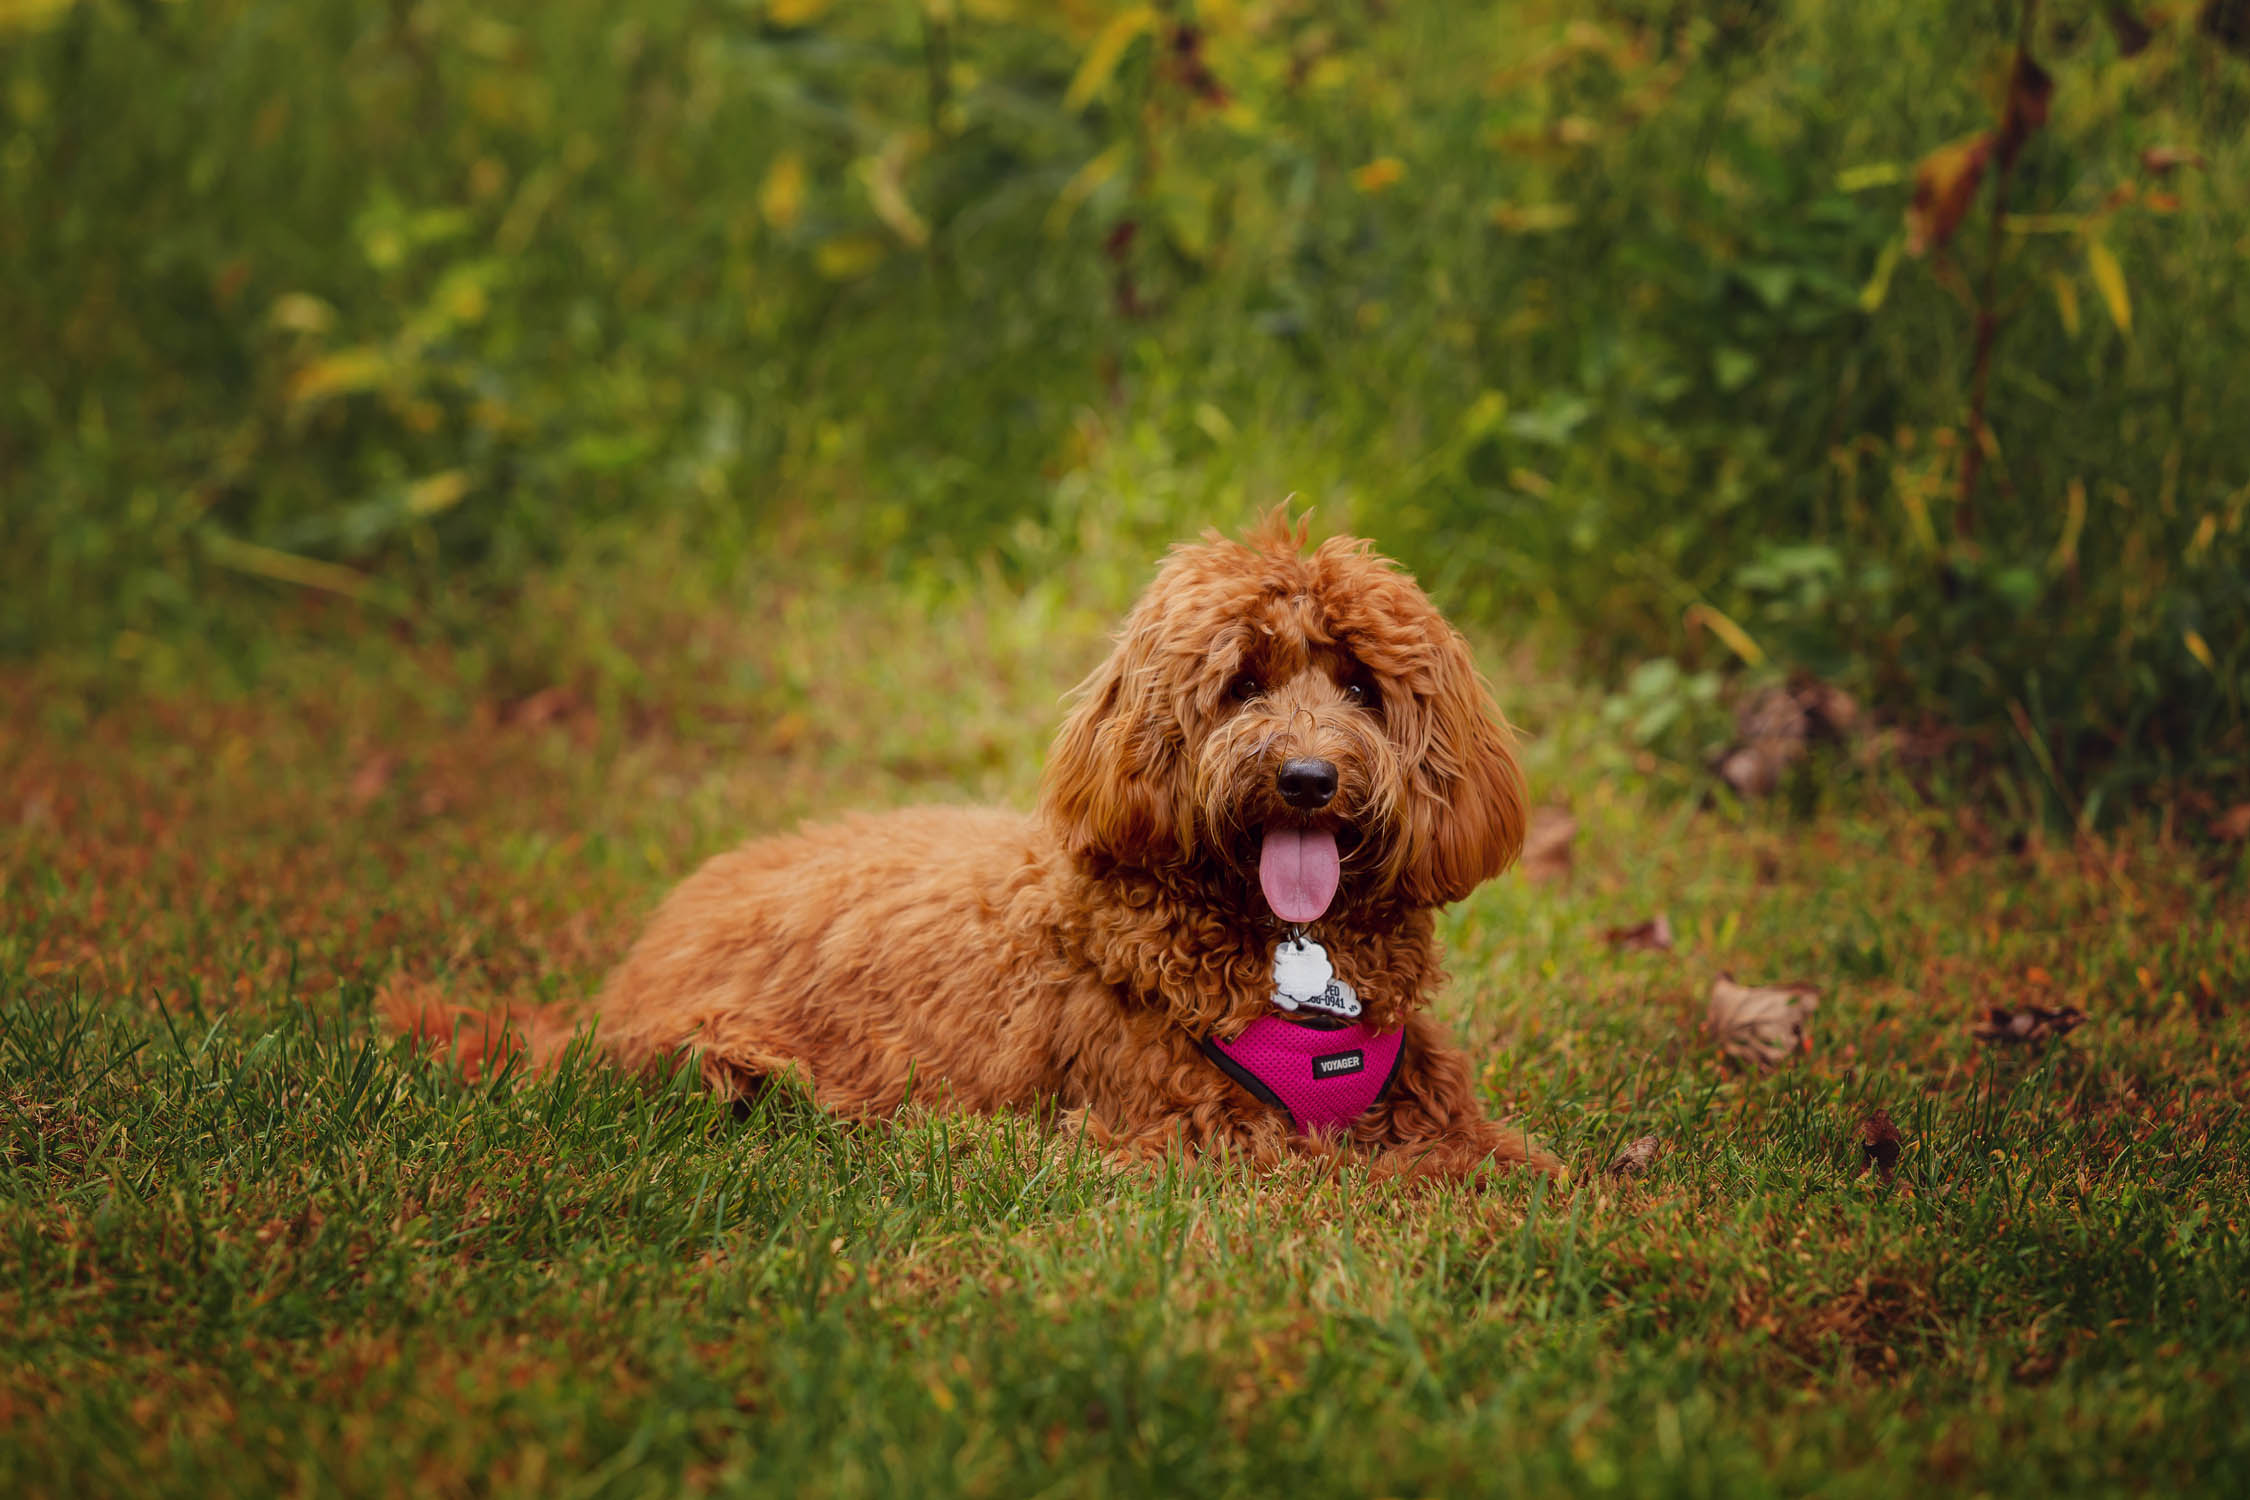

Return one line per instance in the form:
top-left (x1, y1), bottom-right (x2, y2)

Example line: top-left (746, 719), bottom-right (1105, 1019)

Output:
top-left (2086, 238), bottom-right (2132, 336)
top-left (1836, 162), bottom-right (1905, 192)
top-left (2048, 271), bottom-right (2080, 338)
top-left (1858, 237), bottom-right (1902, 312)
top-left (1193, 403), bottom-right (1234, 443)
top-left (2185, 630), bottom-right (2215, 672)
top-left (202, 532), bottom-right (379, 602)
top-left (287, 346), bottom-right (392, 407)
top-left (767, 0), bottom-right (834, 25)
top-left (859, 135), bottom-right (930, 248)
top-left (269, 293), bottom-right (336, 335)
top-left (760, 153), bottom-right (806, 232)
top-left (1351, 157), bottom-right (1405, 193)
top-left (1044, 142), bottom-right (1129, 237)
top-left (1064, 6), bottom-right (1154, 113)
top-left (2049, 478), bottom-right (2086, 573)
top-left (1459, 390), bottom-right (1508, 438)
top-left (1684, 602), bottom-right (1765, 667)
top-left (813, 235), bottom-right (887, 280)
top-left (405, 470), bottom-right (471, 518)
top-left (1894, 467), bottom-right (1941, 555)
top-left (1489, 201), bottom-right (1577, 233)
top-left (0, 0), bottom-right (75, 35)
top-left (435, 264), bottom-right (490, 326)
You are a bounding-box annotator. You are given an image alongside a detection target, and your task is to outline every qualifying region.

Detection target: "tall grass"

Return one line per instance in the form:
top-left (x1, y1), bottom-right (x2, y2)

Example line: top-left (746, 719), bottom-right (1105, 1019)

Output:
top-left (4, 0), bottom-right (2246, 811)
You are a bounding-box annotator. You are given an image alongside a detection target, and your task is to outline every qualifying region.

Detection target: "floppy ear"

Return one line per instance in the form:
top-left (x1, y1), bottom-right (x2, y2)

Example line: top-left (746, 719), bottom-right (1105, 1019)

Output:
top-left (1039, 637), bottom-right (1185, 868)
top-left (1400, 631), bottom-right (1526, 907)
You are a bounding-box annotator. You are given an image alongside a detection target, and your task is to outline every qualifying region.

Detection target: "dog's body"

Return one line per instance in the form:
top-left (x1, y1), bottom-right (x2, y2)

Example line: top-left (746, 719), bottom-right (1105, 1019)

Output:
top-left (393, 519), bottom-right (1555, 1179)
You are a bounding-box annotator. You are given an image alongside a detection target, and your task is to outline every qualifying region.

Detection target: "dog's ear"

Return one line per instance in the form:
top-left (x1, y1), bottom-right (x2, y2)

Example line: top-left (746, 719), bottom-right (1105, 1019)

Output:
top-left (1040, 639), bottom-right (1185, 868)
top-left (1399, 630), bottom-right (1526, 906)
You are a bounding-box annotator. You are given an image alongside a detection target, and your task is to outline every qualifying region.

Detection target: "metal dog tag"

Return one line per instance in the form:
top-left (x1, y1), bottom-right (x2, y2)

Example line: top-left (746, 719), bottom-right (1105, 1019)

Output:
top-left (1271, 934), bottom-right (1362, 1020)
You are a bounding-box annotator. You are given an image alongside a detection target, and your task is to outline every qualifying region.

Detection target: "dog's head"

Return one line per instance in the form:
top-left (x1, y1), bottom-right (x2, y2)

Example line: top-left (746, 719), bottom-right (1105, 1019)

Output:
top-left (1040, 513), bottom-right (1524, 920)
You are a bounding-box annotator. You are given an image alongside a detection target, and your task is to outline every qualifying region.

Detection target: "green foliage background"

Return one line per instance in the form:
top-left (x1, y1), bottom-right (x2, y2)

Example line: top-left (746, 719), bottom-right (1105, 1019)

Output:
top-left (5, 0), bottom-right (2247, 815)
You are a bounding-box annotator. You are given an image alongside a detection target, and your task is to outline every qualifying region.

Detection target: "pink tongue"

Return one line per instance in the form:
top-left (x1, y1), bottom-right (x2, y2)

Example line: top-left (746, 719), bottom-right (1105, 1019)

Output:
top-left (1258, 827), bottom-right (1341, 924)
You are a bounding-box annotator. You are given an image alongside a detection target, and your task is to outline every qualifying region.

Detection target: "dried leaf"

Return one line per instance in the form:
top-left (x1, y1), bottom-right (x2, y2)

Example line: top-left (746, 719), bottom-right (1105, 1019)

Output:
top-left (507, 686), bottom-right (582, 729)
top-left (1521, 806), bottom-right (1576, 884)
top-left (1859, 1107), bottom-right (1901, 1180)
top-left (347, 753), bottom-right (397, 809)
top-left (1906, 133), bottom-right (1993, 256)
top-left (1604, 915), bottom-right (1674, 952)
top-left (1971, 1005), bottom-right (2087, 1045)
top-left (1684, 600), bottom-right (1765, 667)
top-left (1713, 677), bottom-right (1860, 798)
top-left (1708, 975), bottom-right (1819, 1068)
top-left (2213, 804), bottom-right (2250, 842)
top-left (1714, 739), bottom-right (1796, 799)
top-left (1607, 1134), bottom-right (1663, 1176)
top-left (1351, 157), bottom-right (1406, 194)
top-left (2140, 145), bottom-right (2206, 175)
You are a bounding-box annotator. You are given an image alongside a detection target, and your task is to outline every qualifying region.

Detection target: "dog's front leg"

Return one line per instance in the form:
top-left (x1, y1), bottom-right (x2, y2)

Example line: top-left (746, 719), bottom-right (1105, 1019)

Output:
top-left (1068, 1015), bottom-right (1326, 1171)
top-left (1355, 1014), bottom-right (1561, 1182)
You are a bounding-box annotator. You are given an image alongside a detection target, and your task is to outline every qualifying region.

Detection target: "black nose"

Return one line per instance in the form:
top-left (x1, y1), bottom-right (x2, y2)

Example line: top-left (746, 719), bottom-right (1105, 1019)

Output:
top-left (1276, 757), bottom-right (1339, 810)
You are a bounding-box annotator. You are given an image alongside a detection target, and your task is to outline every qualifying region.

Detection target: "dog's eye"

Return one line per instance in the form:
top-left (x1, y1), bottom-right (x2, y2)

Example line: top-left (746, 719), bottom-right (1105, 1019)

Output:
top-left (1343, 677), bottom-right (1381, 712)
top-left (1227, 673), bottom-right (1263, 703)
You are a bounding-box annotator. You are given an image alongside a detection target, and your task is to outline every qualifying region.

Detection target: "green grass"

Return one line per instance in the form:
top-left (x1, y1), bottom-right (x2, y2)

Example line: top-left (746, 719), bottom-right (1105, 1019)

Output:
top-left (6, 537), bottom-right (2247, 1497)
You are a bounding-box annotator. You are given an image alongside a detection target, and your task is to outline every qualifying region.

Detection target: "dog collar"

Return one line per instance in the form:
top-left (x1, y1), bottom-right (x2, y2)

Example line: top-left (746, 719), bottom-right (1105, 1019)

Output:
top-left (1197, 1014), bottom-right (1405, 1135)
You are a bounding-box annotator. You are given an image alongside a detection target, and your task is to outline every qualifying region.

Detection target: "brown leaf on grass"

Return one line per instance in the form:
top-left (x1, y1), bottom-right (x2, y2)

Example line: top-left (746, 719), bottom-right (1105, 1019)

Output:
top-left (507, 686), bottom-right (583, 729)
top-left (1906, 132), bottom-right (1994, 256)
top-left (1607, 1134), bottom-right (1663, 1176)
top-left (1521, 806), bottom-right (1576, 884)
top-left (1859, 1107), bottom-right (1902, 1180)
top-left (2212, 803), bottom-right (2250, 842)
top-left (1713, 677), bottom-right (1860, 798)
top-left (347, 753), bottom-right (397, 809)
top-left (2140, 144), bottom-right (2206, 175)
top-left (1708, 975), bottom-right (1819, 1068)
top-left (1972, 1005), bottom-right (2086, 1045)
top-left (1604, 914), bottom-right (1674, 952)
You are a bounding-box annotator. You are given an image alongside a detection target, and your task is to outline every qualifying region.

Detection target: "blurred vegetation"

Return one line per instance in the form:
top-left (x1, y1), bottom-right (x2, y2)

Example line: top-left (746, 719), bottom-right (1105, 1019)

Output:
top-left (4, 0), bottom-right (2247, 818)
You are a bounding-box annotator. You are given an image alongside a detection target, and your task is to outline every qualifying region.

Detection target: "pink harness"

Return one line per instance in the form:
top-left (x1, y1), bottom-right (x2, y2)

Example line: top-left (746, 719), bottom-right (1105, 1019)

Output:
top-left (1198, 1015), bottom-right (1406, 1134)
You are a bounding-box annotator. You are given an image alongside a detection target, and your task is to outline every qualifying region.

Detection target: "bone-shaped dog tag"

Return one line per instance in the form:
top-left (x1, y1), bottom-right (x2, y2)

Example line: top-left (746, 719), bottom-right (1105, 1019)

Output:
top-left (1271, 935), bottom-right (1363, 1020)
top-left (1272, 936), bottom-right (1333, 1000)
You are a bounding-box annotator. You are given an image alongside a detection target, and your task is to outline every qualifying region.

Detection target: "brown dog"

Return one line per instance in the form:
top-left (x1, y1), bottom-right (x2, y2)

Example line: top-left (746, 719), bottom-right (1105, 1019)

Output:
top-left (390, 516), bottom-right (1556, 1180)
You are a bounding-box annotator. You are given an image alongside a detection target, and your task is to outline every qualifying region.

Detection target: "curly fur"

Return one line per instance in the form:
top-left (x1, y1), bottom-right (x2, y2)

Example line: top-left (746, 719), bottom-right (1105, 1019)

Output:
top-left (386, 515), bottom-right (1557, 1180)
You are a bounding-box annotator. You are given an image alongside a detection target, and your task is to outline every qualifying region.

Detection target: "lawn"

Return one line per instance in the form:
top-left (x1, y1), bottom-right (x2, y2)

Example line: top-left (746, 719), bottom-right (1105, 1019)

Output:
top-left (5, 537), bottom-right (2245, 1498)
